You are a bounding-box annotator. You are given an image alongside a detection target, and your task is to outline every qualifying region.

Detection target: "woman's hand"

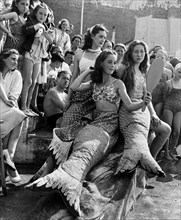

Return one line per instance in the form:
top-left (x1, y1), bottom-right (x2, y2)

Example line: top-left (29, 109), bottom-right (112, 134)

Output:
top-left (4, 99), bottom-right (15, 107)
top-left (143, 92), bottom-right (152, 105)
top-left (8, 31), bottom-right (19, 44)
top-left (151, 114), bottom-right (161, 127)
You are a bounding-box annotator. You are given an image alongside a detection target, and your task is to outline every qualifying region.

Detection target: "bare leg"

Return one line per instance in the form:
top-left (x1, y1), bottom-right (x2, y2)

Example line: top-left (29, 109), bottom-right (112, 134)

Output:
top-left (150, 120), bottom-right (171, 159)
top-left (169, 112), bottom-right (181, 159)
top-left (7, 122), bottom-right (24, 160)
top-left (162, 109), bottom-right (173, 160)
top-left (27, 62), bottom-right (41, 109)
top-left (31, 82), bottom-right (39, 108)
top-left (154, 102), bottom-right (164, 118)
top-left (20, 57), bottom-right (34, 111)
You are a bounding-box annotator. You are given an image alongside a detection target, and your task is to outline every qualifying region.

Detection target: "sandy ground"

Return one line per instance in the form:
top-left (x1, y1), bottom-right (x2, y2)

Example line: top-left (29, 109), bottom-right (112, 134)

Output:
top-left (0, 159), bottom-right (181, 220)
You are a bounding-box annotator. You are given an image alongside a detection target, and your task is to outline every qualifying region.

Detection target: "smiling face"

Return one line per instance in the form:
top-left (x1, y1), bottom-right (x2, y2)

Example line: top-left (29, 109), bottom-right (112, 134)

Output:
top-left (36, 7), bottom-right (48, 23)
top-left (3, 53), bottom-right (19, 70)
top-left (132, 44), bottom-right (145, 64)
top-left (16, 0), bottom-right (30, 15)
top-left (101, 54), bottom-right (117, 75)
top-left (60, 20), bottom-right (69, 32)
top-left (92, 30), bottom-right (107, 49)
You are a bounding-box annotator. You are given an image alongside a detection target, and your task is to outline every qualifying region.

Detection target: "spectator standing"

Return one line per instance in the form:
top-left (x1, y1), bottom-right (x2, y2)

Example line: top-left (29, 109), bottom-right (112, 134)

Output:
top-left (0, 0), bottom-right (30, 55)
top-left (20, 3), bottom-right (52, 116)
top-left (54, 18), bottom-right (71, 54)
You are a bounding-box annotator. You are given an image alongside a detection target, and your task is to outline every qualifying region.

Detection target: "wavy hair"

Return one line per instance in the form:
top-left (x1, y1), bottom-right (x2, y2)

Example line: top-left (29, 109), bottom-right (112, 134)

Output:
top-left (121, 40), bottom-right (149, 95)
top-left (82, 24), bottom-right (108, 51)
top-left (0, 49), bottom-right (19, 72)
top-left (91, 49), bottom-right (117, 84)
top-left (11, 0), bottom-right (30, 15)
top-left (30, 2), bottom-right (49, 21)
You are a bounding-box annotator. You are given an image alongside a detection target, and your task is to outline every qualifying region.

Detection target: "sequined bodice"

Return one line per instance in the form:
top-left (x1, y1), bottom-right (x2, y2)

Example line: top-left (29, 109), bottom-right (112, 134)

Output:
top-left (129, 74), bottom-right (146, 101)
top-left (92, 80), bottom-right (120, 108)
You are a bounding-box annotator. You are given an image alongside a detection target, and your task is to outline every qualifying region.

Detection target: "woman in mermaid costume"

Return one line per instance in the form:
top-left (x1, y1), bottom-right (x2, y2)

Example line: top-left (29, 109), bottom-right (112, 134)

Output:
top-left (26, 50), bottom-right (153, 217)
top-left (115, 40), bottom-right (166, 176)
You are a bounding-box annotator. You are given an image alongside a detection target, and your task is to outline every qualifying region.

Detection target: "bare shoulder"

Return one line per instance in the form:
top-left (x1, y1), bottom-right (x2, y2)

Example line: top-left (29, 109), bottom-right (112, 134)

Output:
top-left (114, 78), bottom-right (125, 88)
top-left (75, 49), bottom-right (84, 61)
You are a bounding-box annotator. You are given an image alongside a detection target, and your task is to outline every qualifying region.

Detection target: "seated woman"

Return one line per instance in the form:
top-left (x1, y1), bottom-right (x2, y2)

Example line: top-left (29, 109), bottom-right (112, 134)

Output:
top-left (0, 49), bottom-right (26, 183)
top-left (26, 50), bottom-right (152, 217)
top-left (115, 40), bottom-right (167, 176)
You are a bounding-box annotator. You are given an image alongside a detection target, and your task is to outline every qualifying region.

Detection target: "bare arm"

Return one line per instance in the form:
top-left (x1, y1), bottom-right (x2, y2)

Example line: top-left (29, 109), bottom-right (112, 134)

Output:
top-left (117, 80), bottom-right (151, 111)
top-left (49, 90), bottom-right (67, 111)
top-left (67, 50), bottom-right (83, 100)
top-left (70, 68), bottom-right (92, 91)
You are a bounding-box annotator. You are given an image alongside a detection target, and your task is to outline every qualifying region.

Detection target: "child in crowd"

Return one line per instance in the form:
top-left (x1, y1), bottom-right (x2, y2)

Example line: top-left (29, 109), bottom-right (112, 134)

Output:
top-left (152, 49), bottom-right (172, 117)
top-left (20, 3), bottom-right (52, 116)
top-left (54, 18), bottom-right (71, 54)
top-left (162, 63), bottom-right (181, 160)
top-left (0, 0), bottom-right (30, 55)
top-left (43, 70), bottom-right (70, 130)
top-left (0, 49), bottom-right (26, 183)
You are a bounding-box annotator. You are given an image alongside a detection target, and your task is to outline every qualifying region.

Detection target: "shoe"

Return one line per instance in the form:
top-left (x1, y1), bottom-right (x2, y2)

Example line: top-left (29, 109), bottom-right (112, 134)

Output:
top-left (28, 109), bottom-right (39, 117)
top-left (7, 169), bottom-right (21, 183)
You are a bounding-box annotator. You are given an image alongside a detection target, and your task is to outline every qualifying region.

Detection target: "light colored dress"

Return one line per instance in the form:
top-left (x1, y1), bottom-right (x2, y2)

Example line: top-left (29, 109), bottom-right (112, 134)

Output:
top-left (0, 70), bottom-right (26, 138)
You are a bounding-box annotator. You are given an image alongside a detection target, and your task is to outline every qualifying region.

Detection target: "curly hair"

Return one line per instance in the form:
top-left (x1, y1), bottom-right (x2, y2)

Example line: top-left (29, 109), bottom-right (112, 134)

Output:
top-left (91, 49), bottom-right (117, 84)
top-left (121, 40), bottom-right (149, 95)
top-left (82, 24), bottom-right (108, 51)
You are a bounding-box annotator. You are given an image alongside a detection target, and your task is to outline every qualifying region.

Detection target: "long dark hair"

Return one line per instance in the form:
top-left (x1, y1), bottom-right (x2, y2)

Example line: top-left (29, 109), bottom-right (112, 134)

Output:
top-left (0, 49), bottom-right (19, 72)
top-left (122, 40), bottom-right (149, 95)
top-left (91, 49), bottom-right (117, 84)
top-left (82, 24), bottom-right (108, 51)
top-left (11, 0), bottom-right (30, 15)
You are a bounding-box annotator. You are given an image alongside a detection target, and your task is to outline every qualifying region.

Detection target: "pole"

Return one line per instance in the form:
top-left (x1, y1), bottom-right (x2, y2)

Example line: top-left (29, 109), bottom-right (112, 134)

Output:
top-left (80, 0), bottom-right (84, 35)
